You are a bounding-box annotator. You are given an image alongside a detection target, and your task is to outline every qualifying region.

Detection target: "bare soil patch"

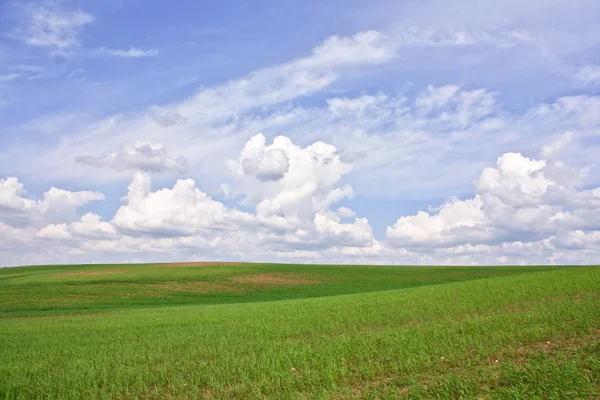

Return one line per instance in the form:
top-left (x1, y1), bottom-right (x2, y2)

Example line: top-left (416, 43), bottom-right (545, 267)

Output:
top-left (154, 262), bottom-right (248, 267)
top-left (53, 270), bottom-right (127, 277)
top-left (230, 273), bottom-right (321, 286)
top-left (132, 273), bottom-right (322, 295)
top-left (147, 281), bottom-right (247, 294)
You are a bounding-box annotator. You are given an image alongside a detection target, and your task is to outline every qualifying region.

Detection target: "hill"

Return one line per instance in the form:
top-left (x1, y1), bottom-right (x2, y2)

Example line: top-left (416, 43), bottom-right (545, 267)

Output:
top-left (1, 263), bottom-right (598, 399)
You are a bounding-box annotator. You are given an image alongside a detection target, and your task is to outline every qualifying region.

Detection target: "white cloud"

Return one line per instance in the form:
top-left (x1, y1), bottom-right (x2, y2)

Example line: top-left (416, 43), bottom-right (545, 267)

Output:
top-left (229, 134), bottom-right (353, 222)
top-left (14, 4), bottom-right (93, 56)
top-left (541, 131), bottom-right (575, 159)
top-left (39, 187), bottom-right (105, 221)
top-left (308, 30), bottom-right (397, 67)
top-left (76, 141), bottom-right (188, 173)
top-left (575, 64), bottom-right (600, 86)
top-left (148, 106), bottom-right (188, 127)
top-left (112, 172), bottom-right (247, 237)
top-left (175, 30), bottom-right (398, 120)
top-left (387, 196), bottom-right (487, 247)
top-left (415, 85), bottom-right (460, 112)
top-left (3, 17), bottom-right (600, 267)
top-left (0, 134), bottom-right (378, 266)
top-left (36, 223), bottom-right (71, 240)
top-left (92, 47), bottom-right (159, 58)
top-left (313, 212), bottom-right (373, 247)
top-left (238, 134), bottom-right (290, 181)
top-left (387, 148), bottom-right (600, 249)
top-left (397, 28), bottom-right (533, 48)
top-left (108, 135), bottom-right (373, 250)
top-left (37, 213), bottom-right (117, 241)
top-left (0, 177), bottom-right (37, 212)
top-left (2, 131), bottom-right (600, 267)
top-left (3, 23), bottom-right (560, 193)
top-left (0, 176), bottom-right (104, 228)
top-left (327, 94), bottom-right (388, 117)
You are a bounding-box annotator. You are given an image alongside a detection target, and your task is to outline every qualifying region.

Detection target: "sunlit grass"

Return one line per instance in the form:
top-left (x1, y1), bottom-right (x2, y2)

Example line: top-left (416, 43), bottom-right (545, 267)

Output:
top-left (1, 264), bottom-right (598, 399)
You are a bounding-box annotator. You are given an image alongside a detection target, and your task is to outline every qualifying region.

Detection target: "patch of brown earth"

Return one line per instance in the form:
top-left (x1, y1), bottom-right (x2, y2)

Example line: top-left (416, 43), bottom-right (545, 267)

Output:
top-left (138, 274), bottom-right (321, 294)
top-left (147, 281), bottom-right (247, 294)
top-left (53, 270), bottom-right (127, 277)
top-left (229, 273), bottom-right (321, 286)
top-left (154, 262), bottom-right (248, 267)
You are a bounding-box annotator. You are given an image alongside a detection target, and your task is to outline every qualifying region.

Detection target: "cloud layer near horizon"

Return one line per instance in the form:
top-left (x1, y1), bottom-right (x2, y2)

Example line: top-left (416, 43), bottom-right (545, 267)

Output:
top-left (2, 130), bottom-right (599, 267)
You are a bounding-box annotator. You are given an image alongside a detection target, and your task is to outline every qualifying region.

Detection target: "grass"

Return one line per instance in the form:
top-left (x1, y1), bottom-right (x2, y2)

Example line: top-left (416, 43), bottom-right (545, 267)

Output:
top-left (0, 263), bottom-right (598, 399)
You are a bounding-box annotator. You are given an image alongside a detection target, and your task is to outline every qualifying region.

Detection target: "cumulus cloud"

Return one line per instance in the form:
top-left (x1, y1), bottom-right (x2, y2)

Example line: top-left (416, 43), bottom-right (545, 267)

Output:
top-left (229, 134), bottom-right (353, 222)
top-left (3, 130), bottom-right (600, 267)
top-left (238, 134), bottom-right (290, 181)
top-left (38, 213), bottom-right (116, 241)
top-left (0, 177), bottom-right (104, 228)
top-left (112, 172), bottom-right (247, 237)
top-left (0, 177), bottom-right (37, 213)
top-left (76, 142), bottom-right (188, 173)
top-left (107, 135), bottom-right (373, 251)
top-left (387, 146), bottom-right (600, 249)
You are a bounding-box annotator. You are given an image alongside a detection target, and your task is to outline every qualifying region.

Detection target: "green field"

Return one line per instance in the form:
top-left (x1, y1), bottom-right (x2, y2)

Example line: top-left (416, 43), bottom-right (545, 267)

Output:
top-left (1, 263), bottom-right (599, 399)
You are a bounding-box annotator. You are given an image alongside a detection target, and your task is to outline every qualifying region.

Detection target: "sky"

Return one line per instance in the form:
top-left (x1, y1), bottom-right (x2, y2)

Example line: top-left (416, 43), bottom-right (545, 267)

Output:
top-left (1, 0), bottom-right (600, 267)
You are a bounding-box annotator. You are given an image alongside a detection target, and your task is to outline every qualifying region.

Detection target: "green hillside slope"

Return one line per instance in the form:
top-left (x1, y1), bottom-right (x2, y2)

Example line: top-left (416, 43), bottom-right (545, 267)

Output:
top-left (1, 264), bottom-right (598, 399)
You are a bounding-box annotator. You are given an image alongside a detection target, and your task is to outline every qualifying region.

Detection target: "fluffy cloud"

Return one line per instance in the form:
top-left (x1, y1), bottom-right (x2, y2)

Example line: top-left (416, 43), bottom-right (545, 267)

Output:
top-left (229, 134), bottom-right (353, 223)
top-left (108, 135), bottom-right (374, 250)
top-left (2, 15), bottom-right (600, 267)
top-left (0, 177), bottom-right (37, 215)
top-left (238, 134), bottom-right (290, 181)
top-left (112, 172), bottom-right (248, 237)
top-left (387, 150), bottom-right (600, 248)
top-left (76, 142), bottom-right (188, 173)
top-left (37, 213), bottom-right (117, 241)
top-left (0, 177), bottom-right (104, 227)
top-left (7, 134), bottom-right (374, 267)
top-left (2, 129), bottom-right (600, 267)
top-left (5, 26), bottom-right (573, 195)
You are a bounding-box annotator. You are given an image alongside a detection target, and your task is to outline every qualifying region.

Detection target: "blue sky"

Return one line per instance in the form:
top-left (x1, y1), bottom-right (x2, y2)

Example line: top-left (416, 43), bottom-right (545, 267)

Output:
top-left (1, 0), bottom-right (600, 267)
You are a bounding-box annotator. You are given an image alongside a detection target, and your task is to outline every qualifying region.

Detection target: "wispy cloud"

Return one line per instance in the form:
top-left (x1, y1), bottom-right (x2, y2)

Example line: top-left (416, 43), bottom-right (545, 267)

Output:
top-left (13, 3), bottom-right (93, 56)
top-left (575, 64), bottom-right (600, 86)
top-left (76, 141), bottom-right (188, 173)
top-left (396, 28), bottom-right (533, 48)
top-left (91, 47), bottom-right (159, 58)
top-left (0, 73), bottom-right (22, 83)
top-left (0, 98), bottom-right (14, 107)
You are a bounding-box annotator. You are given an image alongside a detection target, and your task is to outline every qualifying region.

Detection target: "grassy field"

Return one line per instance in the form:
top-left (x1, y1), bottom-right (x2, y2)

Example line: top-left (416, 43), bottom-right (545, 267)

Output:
top-left (1, 263), bottom-right (599, 399)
